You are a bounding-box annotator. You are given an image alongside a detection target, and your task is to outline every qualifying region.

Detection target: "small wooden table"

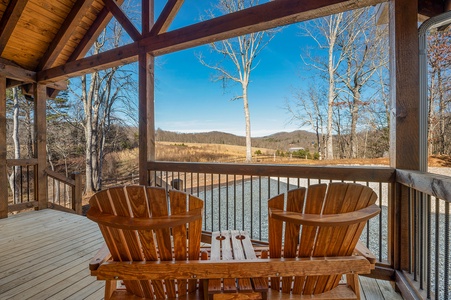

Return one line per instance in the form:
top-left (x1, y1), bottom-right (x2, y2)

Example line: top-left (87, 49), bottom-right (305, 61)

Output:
top-left (207, 230), bottom-right (268, 300)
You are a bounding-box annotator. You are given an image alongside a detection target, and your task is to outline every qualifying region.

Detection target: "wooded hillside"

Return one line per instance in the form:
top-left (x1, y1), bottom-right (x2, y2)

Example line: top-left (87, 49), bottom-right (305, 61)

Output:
top-left (156, 129), bottom-right (317, 152)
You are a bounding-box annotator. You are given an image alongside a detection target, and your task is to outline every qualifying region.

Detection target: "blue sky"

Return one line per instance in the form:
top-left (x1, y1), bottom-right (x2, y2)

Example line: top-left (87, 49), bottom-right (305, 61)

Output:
top-left (152, 1), bottom-right (312, 137)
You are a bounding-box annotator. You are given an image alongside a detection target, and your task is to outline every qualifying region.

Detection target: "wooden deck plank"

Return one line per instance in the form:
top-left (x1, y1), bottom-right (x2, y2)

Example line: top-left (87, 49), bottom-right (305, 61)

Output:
top-left (0, 210), bottom-right (401, 300)
top-left (359, 276), bottom-right (384, 299)
top-left (0, 229), bottom-right (101, 272)
top-left (0, 232), bottom-right (101, 281)
top-left (0, 237), bottom-right (102, 297)
top-left (64, 280), bottom-right (105, 300)
top-left (47, 275), bottom-right (104, 300)
top-left (376, 279), bottom-right (403, 300)
top-left (0, 210), bottom-right (105, 299)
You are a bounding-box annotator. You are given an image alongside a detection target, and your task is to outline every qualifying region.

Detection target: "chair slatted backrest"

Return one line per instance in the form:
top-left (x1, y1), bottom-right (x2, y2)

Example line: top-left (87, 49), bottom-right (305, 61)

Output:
top-left (88, 186), bottom-right (203, 299)
top-left (268, 183), bottom-right (378, 295)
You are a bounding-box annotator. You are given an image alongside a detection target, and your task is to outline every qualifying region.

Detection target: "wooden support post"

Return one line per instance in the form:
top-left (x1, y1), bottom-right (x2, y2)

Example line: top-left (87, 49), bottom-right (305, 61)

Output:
top-left (71, 172), bottom-right (82, 214)
top-left (389, 0), bottom-right (419, 274)
top-left (138, 50), bottom-right (155, 185)
top-left (0, 76), bottom-right (7, 218)
top-left (35, 84), bottom-right (48, 210)
top-left (139, 0), bottom-right (154, 186)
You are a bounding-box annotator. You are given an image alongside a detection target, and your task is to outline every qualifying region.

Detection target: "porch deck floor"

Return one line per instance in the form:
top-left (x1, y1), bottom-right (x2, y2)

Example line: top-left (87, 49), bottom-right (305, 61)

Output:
top-left (0, 209), bottom-right (402, 300)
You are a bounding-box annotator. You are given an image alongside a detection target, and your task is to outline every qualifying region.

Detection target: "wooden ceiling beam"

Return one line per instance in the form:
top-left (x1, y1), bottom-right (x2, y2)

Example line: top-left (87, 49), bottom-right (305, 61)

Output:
top-left (103, 0), bottom-right (141, 41)
top-left (68, 0), bottom-right (125, 62)
top-left (21, 81), bottom-right (68, 99)
top-left (418, 0), bottom-right (447, 18)
top-left (0, 58), bottom-right (35, 82)
top-left (0, 0), bottom-right (28, 55)
top-left (149, 0), bottom-right (185, 36)
top-left (38, 0), bottom-right (385, 83)
top-left (38, 42), bottom-right (139, 83)
top-left (38, 0), bottom-right (93, 71)
top-left (6, 79), bottom-right (23, 88)
top-left (144, 0), bottom-right (386, 56)
top-left (377, 0), bottom-right (448, 24)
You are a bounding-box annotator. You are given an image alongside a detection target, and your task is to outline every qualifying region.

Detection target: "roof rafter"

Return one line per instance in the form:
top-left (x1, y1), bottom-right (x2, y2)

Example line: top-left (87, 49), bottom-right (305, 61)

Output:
top-left (38, 0), bottom-right (386, 83)
top-left (38, 0), bottom-right (93, 71)
top-left (142, 0), bottom-right (152, 34)
top-left (0, 0), bottom-right (28, 55)
top-left (68, 0), bottom-right (125, 62)
top-left (103, 0), bottom-right (141, 41)
top-left (149, 0), bottom-right (185, 36)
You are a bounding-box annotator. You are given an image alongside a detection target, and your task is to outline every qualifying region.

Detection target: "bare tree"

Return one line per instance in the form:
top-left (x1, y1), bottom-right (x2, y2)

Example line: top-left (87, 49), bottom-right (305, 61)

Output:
top-left (46, 91), bottom-right (75, 175)
top-left (286, 85), bottom-right (326, 160)
top-left (427, 28), bottom-right (451, 155)
top-left (198, 0), bottom-right (277, 162)
top-left (7, 88), bottom-right (21, 202)
top-left (336, 8), bottom-right (387, 158)
top-left (300, 13), bottom-right (349, 159)
top-left (68, 20), bottom-right (138, 193)
top-left (298, 8), bottom-right (388, 159)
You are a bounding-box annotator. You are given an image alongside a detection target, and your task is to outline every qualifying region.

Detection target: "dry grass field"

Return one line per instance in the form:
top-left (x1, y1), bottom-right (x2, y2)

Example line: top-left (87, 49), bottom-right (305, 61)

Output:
top-left (102, 142), bottom-right (451, 182)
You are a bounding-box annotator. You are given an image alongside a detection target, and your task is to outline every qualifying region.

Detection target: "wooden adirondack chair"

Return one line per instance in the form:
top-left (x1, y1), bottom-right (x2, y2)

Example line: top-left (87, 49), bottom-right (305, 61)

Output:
top-left (267, 182), bottom-right (380, 300)
top-left (87, 185), bottom-right (204, 300)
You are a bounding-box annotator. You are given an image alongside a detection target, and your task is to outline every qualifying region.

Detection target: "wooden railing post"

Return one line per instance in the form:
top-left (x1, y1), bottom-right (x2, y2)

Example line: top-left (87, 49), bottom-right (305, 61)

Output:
top-left (389, 0), bottom-right (420, 297)
top-left (0, 76), bottom-right (7, 219)
top-left (71, 172), bottom-right (82, 215)
top-left (35, 84), bottom-right (48, 210)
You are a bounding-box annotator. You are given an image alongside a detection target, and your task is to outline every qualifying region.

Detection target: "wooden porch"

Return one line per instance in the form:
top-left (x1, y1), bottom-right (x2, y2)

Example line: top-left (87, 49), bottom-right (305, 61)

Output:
top-left (0, 209), bottom-right (402, 300)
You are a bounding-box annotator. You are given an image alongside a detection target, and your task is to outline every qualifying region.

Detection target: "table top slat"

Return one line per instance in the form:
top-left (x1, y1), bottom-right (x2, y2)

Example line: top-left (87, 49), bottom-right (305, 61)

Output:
top-left (230, 230), bottom-right (246, 260)
top-left (211, 232), bottom-right (222, 261)
top-left (240, 232), bottom-right (256, 259)
top-left (221, 231), bottom-right (234, 260)
top-left (209, 230), bottom-right (268, 297)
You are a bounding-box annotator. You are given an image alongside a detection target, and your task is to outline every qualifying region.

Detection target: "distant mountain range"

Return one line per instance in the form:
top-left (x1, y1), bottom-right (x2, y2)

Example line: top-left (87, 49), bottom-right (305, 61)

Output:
top-left (156, 129), bottom-right (317, 151)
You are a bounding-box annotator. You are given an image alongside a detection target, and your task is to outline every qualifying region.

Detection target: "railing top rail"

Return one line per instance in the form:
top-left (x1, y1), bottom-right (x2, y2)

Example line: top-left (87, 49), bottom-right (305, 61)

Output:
top-left (396, 169), bottom-right (451, 202)
top-left (45, 168), bottom-right (76, 187)
top-left (149, 161), bottom-right (396, 183)
top-left (6, 158), bottom-right (38, 166)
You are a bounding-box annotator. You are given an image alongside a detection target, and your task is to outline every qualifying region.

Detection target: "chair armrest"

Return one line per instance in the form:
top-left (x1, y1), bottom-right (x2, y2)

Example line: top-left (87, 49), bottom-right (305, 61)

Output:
top-left (90, 243), bottom-right (112, 272)
top-left (269, 204), bottom-right (380, 227)
top-left (355, 241), bottom-right (377, 265)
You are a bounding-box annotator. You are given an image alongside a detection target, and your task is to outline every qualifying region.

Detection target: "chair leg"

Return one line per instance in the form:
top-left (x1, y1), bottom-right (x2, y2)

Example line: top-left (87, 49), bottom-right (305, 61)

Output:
top-left (346, 274), bottom-right (361, 300)
top-left (104, 280), bottom-right (117, 300)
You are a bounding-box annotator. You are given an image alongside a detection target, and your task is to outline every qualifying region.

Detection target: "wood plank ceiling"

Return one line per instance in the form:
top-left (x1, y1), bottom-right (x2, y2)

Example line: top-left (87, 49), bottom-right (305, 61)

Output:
top-left (0, 0), bottom-right (105, 71)
top-left (0, 0), bottom-right (448, 94)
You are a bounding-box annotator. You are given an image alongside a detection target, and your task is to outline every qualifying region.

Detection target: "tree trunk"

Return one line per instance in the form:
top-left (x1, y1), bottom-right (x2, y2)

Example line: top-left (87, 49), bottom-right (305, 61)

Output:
top-left (427, 69), bottom-right (436, 156)
top-left (25, 103), bottom-right (34, 158)
top-left (326, 54), bottom-right (335, 160)
top-left (83, 75), bottom-right (94, 194)
top-left (437, 69), bottom-right (445, 155)
top-left (91, 71), bottom-right (101, 192)
top-left (349, 89), bottom-right (361, 159)
top-left (324, 15), bottom-right (342, 160)
top-left (242, 82), bottom-right (252, 162)
top-left (9, 88), bottom-right (21, 203)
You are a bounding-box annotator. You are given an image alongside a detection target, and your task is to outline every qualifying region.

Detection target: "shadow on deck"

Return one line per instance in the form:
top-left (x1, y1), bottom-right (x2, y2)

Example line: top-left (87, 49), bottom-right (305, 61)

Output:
top-left (0, 210), bottom-right (402, 299)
